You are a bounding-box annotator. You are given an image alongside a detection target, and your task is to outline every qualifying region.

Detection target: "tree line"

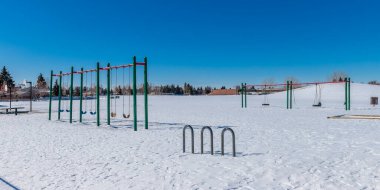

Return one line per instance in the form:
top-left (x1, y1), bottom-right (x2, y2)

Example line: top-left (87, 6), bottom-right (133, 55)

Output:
top-left (0, 66), bottom-right (48, 90)
top-left (51, 82), bottom-right (214, 96)
top-left (153, 83), bottom-right (212, 95)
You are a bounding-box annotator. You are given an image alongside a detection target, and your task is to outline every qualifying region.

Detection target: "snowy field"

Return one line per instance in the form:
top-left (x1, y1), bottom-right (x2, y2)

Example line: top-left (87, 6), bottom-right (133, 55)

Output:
top-left (1, 83), bottom-right (380, 189)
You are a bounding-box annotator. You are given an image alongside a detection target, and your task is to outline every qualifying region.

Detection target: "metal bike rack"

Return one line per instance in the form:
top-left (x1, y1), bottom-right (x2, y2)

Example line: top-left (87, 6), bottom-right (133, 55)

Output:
top-left (221, 128), bottom-right (236, 157)
top-left (183, 125), bottom-right (194, 153)
top-left (201, 126), bottom-right (214, 155)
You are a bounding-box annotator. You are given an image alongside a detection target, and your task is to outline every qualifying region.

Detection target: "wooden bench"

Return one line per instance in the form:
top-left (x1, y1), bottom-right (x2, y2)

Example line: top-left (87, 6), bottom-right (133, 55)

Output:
top-left (0, 107), bottom-right (27, 115)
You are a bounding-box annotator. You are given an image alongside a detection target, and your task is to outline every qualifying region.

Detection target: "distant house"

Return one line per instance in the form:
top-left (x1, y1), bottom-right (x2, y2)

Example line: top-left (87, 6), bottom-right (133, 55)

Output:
top-left (209, 89), bottom-right (238, 95)
top-left (0, 84), bottom-right (5, 92)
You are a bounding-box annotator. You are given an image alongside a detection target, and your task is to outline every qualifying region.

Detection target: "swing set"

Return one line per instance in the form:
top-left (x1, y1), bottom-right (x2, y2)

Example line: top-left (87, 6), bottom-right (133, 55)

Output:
top-left (110, 65), bottom-right (132, 119)
top-left (48, 56), bottom-right (148, 131)
top-left (240, 78), bottom-right (352, 110)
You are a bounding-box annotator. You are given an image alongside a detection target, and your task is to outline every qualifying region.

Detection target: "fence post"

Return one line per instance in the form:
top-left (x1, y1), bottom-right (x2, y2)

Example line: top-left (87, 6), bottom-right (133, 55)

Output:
top-left (49, 70), bottom-right (53, 120)
top-left (183, 125), bottom-right (195, 153)
top-left (201, 126), bottom-right (214, 155)
top-left (221, 128), bottom-right (236, 157)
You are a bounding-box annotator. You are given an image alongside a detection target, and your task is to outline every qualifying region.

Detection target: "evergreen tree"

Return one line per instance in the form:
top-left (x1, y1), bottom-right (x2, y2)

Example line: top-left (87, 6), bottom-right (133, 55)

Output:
top-left (53, 80), bottom-right (59, 96)
top-left (74, 86), bottom-right (81, 96)
top-left (205, 86), bottom-right (212, 94)
top-left (36, 73), bottom-right (47, 89)
top-left (0, 66), bottom-right (15, 89)
top-left (116, 85), bottom-right (122, 95)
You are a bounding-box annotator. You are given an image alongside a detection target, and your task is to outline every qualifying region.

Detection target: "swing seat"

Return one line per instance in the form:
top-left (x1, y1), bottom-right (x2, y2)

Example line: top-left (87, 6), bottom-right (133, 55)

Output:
top-left (59, 109), bottom-right (65, 112)
top-left (90, 112), bottom-right (97, 115)
top-left (313, 102), bottom-right (322, 107)
top-left (111, 112), bottom-right (117, 117)
top-left (123, 113), bottom-right (130, 118)
top-left (65, 110), bottom-right (71, 112)
top-left (81, 111), bottom-right (87, 114)
top-left (262, 103), bottom-right (270, 106)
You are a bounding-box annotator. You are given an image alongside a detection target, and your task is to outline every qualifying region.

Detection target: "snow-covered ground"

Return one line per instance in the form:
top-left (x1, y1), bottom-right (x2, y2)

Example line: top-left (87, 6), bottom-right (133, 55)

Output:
top-left (1, 83), bottom-right (380, 189)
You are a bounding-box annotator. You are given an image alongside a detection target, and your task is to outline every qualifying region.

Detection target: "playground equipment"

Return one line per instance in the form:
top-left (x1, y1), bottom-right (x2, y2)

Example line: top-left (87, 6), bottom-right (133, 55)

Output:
top-left (313, 84), bottom-right (322, 107)
top-left (89, 71), bottom-right (97, 115)
top-left (122, 66), bottom-right (131, 119)
top-left (48, 56), bottom-right (148, 131)
top-left (110, 67), bottom-right (118, 118)
top-left (0, 85), bottom-right (29, 115)
top-left (81, 69), bottom-right (88, 115)
top-left (240, 83), bottom-right (247, 108)
top-left (241, 78), bottom-right (351, 110)
top-left (262, 85), bottom-right (270, 106)
top-left (183, 125), bottom-right (236, 157)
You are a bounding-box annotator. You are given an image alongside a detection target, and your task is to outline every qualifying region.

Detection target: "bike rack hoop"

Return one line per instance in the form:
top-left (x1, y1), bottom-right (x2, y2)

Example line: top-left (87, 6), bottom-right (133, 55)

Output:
top-left (221, 127), bottom-right (236, 157)
top-left (201, 126), bottom-right (214, 155)
top-left (183, 125), bottom-right (194, 153)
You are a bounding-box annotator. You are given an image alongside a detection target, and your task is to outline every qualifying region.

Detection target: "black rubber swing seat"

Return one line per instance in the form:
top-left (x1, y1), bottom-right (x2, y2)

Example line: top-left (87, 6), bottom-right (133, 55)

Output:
top-left (90, 112), bottom-right (97, 115)
top-left (81, 111), bottom-right (87, 114)
top-left (262, 103), bottom-right (270, 106)
top-left (123, 114), bottom-right (130, 118)
top-left (313, 102), bottom-right (322, 107)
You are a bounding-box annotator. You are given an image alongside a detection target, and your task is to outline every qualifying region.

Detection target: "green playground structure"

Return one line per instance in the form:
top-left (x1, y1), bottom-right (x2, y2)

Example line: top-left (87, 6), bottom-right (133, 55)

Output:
top-left (240, 78), bottom-right (351, 111)
top-left (48, 56), bottom-right (149, 131)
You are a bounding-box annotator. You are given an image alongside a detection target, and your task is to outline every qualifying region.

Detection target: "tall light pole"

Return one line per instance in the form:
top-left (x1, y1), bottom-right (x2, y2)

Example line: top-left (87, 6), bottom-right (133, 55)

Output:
top-left (26, 81), bottom-right (32, 112)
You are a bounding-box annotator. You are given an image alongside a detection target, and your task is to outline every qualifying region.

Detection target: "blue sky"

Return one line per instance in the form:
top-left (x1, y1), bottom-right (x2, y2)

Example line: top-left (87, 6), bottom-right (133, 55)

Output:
top-left (0, 0), bottom-right (379, 87)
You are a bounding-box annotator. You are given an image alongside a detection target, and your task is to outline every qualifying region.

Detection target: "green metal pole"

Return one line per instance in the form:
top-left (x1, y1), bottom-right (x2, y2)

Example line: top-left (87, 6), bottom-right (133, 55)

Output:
top-left (244, 83), bottom-right (247, 108)
top-left (241, 83), bottom-right (243, 108)
top-left (133, 56), bottom-right (137, 131)
top-left (107, 63), bottom-right (111, 126)
top-left (290, 81), bottom-right (293, 109)
top-left (70, 67), bottom-right (74, 123)
top-left (96, 62), bottom-right (100, 126)
top-left (79, 68), bottom-right (84, 123)
top-left (58, 71), bottom-right (62, 120)
top-left (286, 81), bottom-right (289, 109)
top-left (348, 78), bottom-right (351, 110)
top-left (144, 57), bottom-right (148, 130)
top-left (49, 70), bottom-right (53, 120)
top-left (345, 78), bottom-right (347, 110)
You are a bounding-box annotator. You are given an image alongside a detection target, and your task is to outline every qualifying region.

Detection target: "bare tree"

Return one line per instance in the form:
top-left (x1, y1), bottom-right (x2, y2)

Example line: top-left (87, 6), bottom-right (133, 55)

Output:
top-left (284, 76), bottom-right (299, 84)
top-left (329, 71), bottom-right (348, 82)
top-left (262, 78), bottom-right (275, 85)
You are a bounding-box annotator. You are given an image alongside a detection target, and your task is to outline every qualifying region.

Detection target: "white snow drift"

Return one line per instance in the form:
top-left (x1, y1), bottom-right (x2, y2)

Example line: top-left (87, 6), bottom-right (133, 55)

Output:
top-left (1, 83), bottom-right (380, 189)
